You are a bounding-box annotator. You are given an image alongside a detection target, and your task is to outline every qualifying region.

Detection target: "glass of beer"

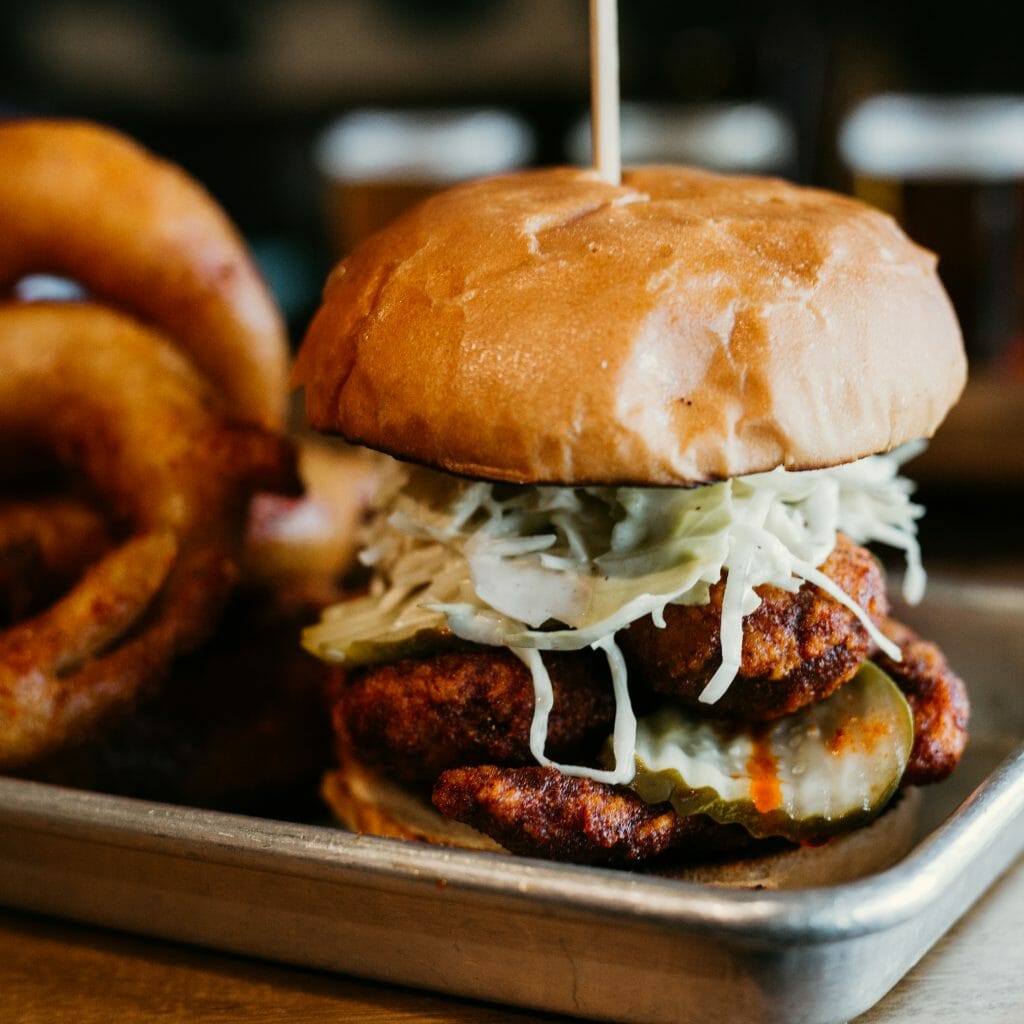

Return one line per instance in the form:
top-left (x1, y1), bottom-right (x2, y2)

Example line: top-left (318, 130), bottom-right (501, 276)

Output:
top-left (839, 95), bottom-right (1024, 366)
top-left (566, 101), bottom-right (797, 177)
top-left (315, 108), bottom-right (535, 256)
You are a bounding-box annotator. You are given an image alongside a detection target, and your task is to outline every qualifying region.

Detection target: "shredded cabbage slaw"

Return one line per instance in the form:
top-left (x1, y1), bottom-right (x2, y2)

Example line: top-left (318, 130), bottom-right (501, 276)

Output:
top-left (304, 444), bottom-right (927, 787)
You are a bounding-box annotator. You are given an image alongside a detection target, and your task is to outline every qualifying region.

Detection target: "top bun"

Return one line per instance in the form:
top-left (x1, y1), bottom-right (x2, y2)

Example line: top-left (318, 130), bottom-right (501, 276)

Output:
top-left (295, 166), bottom-right (966, 485)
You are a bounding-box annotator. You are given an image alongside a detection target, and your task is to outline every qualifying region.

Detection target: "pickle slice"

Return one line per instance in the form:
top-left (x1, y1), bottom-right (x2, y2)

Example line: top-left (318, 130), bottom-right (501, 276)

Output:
top-left (302, 591), bottom-right (458, 667)
top-left (340, 627), bottom-right (461, 666)
top-left (630, 662), bottom-right (914, 841)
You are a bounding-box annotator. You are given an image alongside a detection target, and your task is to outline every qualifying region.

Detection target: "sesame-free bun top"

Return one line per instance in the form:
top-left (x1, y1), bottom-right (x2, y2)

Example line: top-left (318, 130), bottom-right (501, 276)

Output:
top-left (295, 166), bottom-right (966, 484)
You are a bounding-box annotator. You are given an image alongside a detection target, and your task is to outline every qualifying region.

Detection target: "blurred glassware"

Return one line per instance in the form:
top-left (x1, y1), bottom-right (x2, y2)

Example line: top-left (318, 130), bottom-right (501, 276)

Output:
top-left (314, 108), bottom-right (535, 255)
top-left (567, 101), bottom-right (797, 177)
top-left (840, 95), bottom-right (1024, 367)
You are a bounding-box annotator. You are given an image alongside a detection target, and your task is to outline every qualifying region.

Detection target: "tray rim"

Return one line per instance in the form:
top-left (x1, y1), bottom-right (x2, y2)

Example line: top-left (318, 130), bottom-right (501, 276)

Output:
top-left (3, 733), bottom-right (1023, 947)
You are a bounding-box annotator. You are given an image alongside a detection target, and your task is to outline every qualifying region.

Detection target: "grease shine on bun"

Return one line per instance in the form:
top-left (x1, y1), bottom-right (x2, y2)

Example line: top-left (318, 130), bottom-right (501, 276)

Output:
top-left (295, 166), bottom-right (965, 485)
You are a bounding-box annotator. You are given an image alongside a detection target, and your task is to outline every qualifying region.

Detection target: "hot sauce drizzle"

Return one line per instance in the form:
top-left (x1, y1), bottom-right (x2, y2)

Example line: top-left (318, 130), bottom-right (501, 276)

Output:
top-left (747, 731), bottom-right (782, 813)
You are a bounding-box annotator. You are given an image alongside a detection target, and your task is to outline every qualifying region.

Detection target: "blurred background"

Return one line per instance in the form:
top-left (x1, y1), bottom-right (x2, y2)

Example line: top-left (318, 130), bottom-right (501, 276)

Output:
top-left (2, 0), bottom-right (1023, 561)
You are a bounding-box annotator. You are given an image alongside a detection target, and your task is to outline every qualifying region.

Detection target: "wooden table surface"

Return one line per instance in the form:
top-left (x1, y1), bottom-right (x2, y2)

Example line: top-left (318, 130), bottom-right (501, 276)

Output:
top-left (3, 850), bottom-right (1024, 1023)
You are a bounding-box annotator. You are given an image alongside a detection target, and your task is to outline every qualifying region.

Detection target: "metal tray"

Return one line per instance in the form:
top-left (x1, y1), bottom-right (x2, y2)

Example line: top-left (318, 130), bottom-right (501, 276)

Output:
top-left (1, 578), bottom-right (1023, 1024)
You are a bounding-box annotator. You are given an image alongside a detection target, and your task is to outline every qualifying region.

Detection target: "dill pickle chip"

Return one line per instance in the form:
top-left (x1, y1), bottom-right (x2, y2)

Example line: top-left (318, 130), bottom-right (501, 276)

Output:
top-left (630, 662), bottom-right (914, 841)
top-left (303, 591), bottom-right (456, 667)
top-left (299, 589), bottom-right (460, 667)
top-left (341, 627), bottom-right (460, 666)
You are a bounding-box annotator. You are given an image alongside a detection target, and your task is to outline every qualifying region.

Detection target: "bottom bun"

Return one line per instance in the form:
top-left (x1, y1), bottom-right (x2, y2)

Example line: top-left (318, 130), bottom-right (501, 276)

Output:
top-left (322, 761), bottom-right (506, 852)
top-left (322, 757), bottom-right (921, 889)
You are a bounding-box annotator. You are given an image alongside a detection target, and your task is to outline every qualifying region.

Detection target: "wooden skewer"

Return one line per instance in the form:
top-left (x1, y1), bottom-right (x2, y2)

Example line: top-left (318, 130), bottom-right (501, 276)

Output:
top-left (589, 0), bottom-right (621, 185)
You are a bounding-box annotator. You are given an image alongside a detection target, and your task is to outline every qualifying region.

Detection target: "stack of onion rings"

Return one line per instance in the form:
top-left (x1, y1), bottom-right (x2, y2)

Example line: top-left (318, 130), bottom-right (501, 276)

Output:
top-left (0, 303), bottom-right (297, 768)
top-left (0, 119), bottom-right (301, 771)
top-left (0, 119), bottom-right (289, 429)
top-left (0, 495), bottom-right (113, 624)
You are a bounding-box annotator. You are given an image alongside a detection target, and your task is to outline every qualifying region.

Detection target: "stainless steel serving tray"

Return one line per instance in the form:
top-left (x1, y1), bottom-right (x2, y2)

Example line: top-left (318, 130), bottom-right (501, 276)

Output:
top-left (1, 578), bottom-right (1023, 1024)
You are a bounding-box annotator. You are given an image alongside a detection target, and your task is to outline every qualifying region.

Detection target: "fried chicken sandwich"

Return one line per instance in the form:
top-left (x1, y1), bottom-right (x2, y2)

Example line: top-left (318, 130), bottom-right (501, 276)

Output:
top-left (293, 166), bottom-right (969, 885)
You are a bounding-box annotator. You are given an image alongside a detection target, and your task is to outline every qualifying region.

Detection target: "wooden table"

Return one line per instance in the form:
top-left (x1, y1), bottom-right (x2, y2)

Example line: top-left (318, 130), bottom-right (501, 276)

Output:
top-left (3, 850), bottom-right (1024, 1023)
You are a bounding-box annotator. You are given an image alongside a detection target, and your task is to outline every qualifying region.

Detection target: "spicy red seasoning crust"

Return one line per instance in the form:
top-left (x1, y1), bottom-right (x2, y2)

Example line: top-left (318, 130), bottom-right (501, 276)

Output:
top-left (621, 534), bottom-right (889, 719)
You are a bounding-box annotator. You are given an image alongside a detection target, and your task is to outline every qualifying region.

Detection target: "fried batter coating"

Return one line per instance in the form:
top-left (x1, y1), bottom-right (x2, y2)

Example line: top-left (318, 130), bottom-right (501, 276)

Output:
top-left (29, 586), bottom-right (334, 817)
top-left (620, 533), bottom-right (889, 719)
top-left (0, 496), bottom-right (113, 625)
top-left (874, 619), bottom-right (969, 786)
top-left (338, 649), bottom-right (615, 790)
top-left (0, 303), bottom-right (298, 770)
top-left (0, 119), bottom-right (289, 428)
top-left (432, 765), bottom-right (760, 865)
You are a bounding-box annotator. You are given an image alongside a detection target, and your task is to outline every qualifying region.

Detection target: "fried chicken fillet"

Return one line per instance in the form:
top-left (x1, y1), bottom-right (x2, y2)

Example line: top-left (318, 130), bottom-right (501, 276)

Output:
top-left (331, 537), bottom-right (967, 865)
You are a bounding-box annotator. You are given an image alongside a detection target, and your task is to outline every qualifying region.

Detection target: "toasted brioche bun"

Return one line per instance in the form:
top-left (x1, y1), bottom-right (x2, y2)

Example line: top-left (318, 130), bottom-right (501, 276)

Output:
top-left (322, 758), bottom-right (504, 852)
top-left (294, 165), bottom-right (965, 486)
top-left (322, 754), bottom-right (921, 889)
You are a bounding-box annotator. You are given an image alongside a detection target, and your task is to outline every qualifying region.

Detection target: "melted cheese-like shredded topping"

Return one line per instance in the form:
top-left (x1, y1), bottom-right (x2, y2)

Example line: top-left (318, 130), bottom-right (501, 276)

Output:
top-left (304, 444), bottom-right (926, 786)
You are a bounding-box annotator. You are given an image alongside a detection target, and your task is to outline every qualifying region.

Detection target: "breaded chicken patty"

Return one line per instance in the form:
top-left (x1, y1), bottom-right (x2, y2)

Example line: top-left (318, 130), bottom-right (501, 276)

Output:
top-left (339, 649), bottom-right (615, 790)
top-left (620, 534), bottom-right (889, 719)
top-left (873, 618), bottom-right (969, 785)
top-left (432, 764), bottom-right (762, 864)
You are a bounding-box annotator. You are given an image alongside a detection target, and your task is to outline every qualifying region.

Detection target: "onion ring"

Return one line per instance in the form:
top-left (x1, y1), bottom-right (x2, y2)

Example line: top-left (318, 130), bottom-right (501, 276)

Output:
top-left (0, 495), bottom-right (113, 623)
top-left (0, 118), bottom-right (289, 429)
top-left (0, 301), bottom-right (298, 769)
